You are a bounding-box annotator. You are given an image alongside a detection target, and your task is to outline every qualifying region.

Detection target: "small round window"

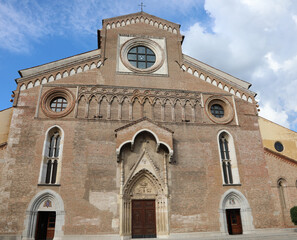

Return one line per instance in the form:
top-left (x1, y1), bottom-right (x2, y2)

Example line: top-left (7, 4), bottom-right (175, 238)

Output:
top-left (50, 97), bottom-right (68, 112)
top-left (210, 104), bottom-right (224, 118)
top-left (127, 46), bottom-right (156, 69)
top-left (274, 141), bottom-right (284, 152)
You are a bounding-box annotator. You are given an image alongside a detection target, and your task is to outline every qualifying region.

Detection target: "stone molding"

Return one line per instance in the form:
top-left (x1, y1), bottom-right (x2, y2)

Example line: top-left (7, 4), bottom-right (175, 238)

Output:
top-left (181, 55), bottom-right (255, 103)
top-left (264, 147), bottom-right (297, 166)
top-left (76, 85), bottom-right (204, 124)
top-left (205, 96), bottom-right (234, 124)
top-left (120, 37), bottom-right (165, 74)
top-left (19, 58), bottom-right (103, 92)
top-left (114, 119), bottom-right (174, 163)
top-left (78, 85), bottom-right (202, 106)
top-left (22, 189), bottom-right (65, 240)
top-left (119, 131), bottom-right (170, 237)
top-left (40, 87), bottom-right (75, 118)
top-left (219, 189), bottom-right (254, 234)
top-left (104, 12), bottom-right (179, 35)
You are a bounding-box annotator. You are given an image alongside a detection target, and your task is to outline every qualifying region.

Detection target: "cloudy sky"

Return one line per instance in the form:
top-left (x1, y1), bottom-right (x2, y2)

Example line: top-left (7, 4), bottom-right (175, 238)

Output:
top-left (1, 0), bottom-right (297, 131)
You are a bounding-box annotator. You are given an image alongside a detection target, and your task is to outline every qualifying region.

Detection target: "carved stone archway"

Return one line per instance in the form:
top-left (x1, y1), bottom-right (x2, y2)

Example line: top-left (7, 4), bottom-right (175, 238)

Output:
top-left (120, 169), bottom-right (169, 239)
top-left (116, 119), bottom-right (173, 239)
top-left (22, 189), bottom-right (65, 240)
top-left (219, 189), bottom-right (254, 234)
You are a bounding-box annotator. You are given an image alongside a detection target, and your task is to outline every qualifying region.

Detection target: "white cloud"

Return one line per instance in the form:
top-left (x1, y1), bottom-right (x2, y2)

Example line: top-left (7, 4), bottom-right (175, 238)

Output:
top-left (1, 0), bottom-right (296, 130)
top-left (265, 52), bottom-right (281, 72)
top-left (259, 102), bottom-right (290, 128)
top-left (182, 0), bottom-right (297, 130)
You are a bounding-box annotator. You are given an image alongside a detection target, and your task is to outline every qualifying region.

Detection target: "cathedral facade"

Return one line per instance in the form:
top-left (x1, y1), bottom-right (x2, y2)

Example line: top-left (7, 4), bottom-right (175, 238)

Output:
top-left (0, 12), bottom-right (296, 240)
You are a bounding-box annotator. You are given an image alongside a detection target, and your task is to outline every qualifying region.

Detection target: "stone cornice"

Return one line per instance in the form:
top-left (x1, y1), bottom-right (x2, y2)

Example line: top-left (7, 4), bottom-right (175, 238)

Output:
top-left (17, 49), bottom-right (101, 81)
top-left (18, 57), bottom-right (103, 92)
top-left (77, 84), bottom-right (204, 105)
top-left (114, 117), bottom-right (174, 133)
top-left (264, 147), bottom-right (297, 166)
top-left (103, 11), bottom-right (180, 35)
top-left (180, 54), bottom-right (256, 103)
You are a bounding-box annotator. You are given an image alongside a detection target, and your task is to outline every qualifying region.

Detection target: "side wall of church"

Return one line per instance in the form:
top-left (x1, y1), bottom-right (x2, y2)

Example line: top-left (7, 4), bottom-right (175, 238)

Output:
top-left (265, 151), bottom-right (297, 227)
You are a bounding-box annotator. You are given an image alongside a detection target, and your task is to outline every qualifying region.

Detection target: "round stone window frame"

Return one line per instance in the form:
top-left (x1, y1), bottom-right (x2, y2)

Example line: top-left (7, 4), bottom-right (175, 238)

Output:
top-left (205, 96), bottom-right (234, 124)
top-left (120, 38), bottom-right (165, 74)
top-left (41, 88), bottom-right (75, 118)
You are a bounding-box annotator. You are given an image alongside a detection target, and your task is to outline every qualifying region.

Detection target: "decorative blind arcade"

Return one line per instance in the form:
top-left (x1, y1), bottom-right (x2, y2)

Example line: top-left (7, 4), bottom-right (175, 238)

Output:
top-left (219, 134), bottom-right (233, 184)
top-left (46, 133), bottom-right (61, 184)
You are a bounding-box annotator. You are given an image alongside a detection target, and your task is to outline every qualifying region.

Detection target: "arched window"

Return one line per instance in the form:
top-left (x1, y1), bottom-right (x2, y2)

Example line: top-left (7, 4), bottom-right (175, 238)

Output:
top-left (39, 126), bottom-right (63, 184)
top-left (277, 178), bottom-right (287, 209)
top-left (218, 131), bottom-right (240, 185)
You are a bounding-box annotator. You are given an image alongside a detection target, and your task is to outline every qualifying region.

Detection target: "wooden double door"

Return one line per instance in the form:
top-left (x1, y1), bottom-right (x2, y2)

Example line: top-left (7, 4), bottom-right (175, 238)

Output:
top-left (132, 200), bottom-right (156, 238)
top-left (35, 211), bottom-right (56, 240)
top-left (226, 209), bottom-right (243, 235)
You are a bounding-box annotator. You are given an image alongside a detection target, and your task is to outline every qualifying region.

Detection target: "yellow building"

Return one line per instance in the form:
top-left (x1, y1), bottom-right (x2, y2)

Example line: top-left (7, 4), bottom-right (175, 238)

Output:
top-left (259, 117), bottom-right (297, 227)
top-left (0, 108), bottom-right (13, 148)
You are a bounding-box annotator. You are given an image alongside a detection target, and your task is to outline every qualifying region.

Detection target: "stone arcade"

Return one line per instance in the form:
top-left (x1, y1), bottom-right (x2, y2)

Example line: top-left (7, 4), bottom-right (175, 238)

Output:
top-left (0, 11), bottom-right (296, 240)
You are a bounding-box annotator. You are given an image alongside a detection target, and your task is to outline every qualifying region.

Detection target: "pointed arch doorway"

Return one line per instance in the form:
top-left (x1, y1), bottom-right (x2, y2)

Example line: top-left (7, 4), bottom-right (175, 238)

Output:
top-left (22, 189), bottom-right (65, 240)
top-left (115, 119), bottom-right (174, 239)
top-left (219, 189), bottom-right (254, 235)
top-left (121, 169), bottom-right (169, 239)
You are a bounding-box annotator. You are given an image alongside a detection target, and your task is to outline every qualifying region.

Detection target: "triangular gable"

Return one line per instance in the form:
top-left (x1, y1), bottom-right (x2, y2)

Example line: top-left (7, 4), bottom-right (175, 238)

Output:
top-left (124, 149), bottom-right (164, 189)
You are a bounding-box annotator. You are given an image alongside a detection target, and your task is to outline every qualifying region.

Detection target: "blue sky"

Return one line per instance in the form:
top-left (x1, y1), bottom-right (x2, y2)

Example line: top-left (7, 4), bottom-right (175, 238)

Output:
top-left (1, 0), bottom-right (297, 131)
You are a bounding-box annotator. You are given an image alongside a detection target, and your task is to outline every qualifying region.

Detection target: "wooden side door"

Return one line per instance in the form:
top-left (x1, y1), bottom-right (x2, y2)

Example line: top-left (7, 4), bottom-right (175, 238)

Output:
top-left (132, 200), bottom-right (156, 238)
top-left (35, 211), bottom-right (56, 240)
top-left (226, 209), bottom-right (243, 235)
top-left (46, 212), bottom-right (56, 239)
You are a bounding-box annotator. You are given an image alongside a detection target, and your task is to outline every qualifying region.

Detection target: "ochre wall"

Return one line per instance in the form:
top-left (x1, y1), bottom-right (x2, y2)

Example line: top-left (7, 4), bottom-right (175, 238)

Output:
top-left (0, 108), bottom-right (12, 145)
top-left (259, 117), bottom-right (297, 160)
top-left (259, 117), bottom-right (297, 227)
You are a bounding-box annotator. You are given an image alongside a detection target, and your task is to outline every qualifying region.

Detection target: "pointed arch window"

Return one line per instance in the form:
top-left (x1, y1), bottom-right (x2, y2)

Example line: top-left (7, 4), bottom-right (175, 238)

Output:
top-left (277, 178), bottom-right (287, 209)
top-left (219, 134), bottom-right (233, 184)
top-left (39, 127), bottom-right (63, 185)
top-left (218, 131), bottom-right (240, 185)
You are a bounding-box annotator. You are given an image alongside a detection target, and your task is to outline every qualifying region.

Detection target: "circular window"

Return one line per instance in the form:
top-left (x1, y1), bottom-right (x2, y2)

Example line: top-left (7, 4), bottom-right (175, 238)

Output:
top-left (120, 38), bottom-right (165, 74)
top-left (274, 141), bottom-right (284, 152)
top-left (50, 97), bottom-right (68, 112)
top-left (210, 104), bottom-right (224, 118)
top-left (41, 88), bottom-right (75, 118)
top-left (127, 46), bottom-right (156, 69)
top-left (205, 96), bottom-right (234, 124)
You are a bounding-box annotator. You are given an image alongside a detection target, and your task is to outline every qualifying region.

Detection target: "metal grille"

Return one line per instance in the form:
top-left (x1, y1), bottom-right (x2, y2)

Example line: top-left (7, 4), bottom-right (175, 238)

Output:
top-left (50, 97), bottom-right (68, 112)
top-left (127, 46), bottom-right (156, 69)
top-left (210, 104), bottom-right (224, 118)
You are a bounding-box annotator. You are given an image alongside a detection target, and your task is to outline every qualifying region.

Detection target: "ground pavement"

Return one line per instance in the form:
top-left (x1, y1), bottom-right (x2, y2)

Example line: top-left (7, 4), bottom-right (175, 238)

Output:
top-left (167, 229), bottom-right (297, 240)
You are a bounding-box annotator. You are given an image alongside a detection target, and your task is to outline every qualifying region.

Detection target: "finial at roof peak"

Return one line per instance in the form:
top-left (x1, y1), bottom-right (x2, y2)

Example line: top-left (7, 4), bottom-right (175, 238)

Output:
top-left (138, 2), bottom-right (146, 12)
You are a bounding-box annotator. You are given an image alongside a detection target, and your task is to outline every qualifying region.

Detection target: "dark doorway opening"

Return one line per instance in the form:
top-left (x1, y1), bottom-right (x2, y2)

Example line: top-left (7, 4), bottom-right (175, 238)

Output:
top-left (132, 200), bottom-right (156, 238)
top-left (226, 209), bottom-right (243, 235)
top-left (35, 211), bottom-right (56, 240)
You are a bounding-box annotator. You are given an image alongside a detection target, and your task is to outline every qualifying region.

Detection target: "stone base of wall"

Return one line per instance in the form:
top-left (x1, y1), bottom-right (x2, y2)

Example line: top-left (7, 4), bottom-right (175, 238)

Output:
top-left (2, 228), bottom-right (296, 240)
top-left (0, 236), bottom-right (22, 240)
